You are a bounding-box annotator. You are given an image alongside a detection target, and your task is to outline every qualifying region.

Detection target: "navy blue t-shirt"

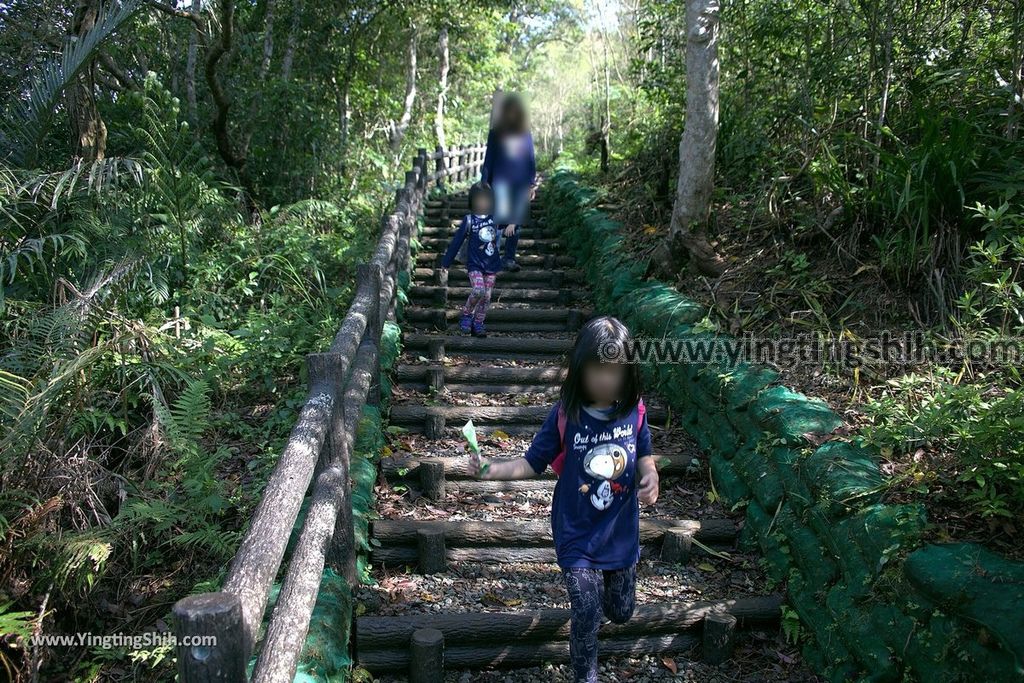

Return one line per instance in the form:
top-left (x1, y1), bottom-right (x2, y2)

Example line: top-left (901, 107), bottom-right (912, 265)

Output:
top-left (440, 214), bottom-right (501, 273)
top-left (524, 400), bottom-right (653, 570)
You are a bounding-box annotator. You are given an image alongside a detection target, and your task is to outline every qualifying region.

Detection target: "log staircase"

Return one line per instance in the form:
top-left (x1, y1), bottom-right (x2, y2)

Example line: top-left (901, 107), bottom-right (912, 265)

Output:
top-left (355, 188), bottom-right (783, 679)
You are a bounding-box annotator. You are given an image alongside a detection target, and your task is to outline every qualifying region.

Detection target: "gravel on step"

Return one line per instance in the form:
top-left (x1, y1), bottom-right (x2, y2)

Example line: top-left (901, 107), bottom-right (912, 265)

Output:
top-left (358, 554), bottom-right (767, 617)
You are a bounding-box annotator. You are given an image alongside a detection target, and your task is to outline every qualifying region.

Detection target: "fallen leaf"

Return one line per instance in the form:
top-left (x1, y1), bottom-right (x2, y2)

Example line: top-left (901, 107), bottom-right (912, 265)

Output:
top-left (661, 656), bottom-right (677, 673)
top-left (697, 562), bottom-right (716, 572)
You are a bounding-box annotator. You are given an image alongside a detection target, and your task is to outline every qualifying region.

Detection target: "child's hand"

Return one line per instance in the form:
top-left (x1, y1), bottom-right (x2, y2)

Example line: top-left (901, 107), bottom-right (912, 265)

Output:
top-left (503, 225), bottom-right (516, 237)
top-left (466, 448), bottom-right (490, 479)
top-left (638, 469), bottom-right (659, 505)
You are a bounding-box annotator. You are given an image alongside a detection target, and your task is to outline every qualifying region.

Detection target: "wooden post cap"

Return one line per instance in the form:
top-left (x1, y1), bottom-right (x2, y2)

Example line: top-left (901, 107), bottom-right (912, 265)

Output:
top-left (409, 627), bottom-right (444, 683)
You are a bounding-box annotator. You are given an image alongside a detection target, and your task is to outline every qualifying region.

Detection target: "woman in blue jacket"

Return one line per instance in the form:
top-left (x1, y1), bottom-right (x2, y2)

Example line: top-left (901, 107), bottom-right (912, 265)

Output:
top-left (480, 93), bottom-right (537, 272)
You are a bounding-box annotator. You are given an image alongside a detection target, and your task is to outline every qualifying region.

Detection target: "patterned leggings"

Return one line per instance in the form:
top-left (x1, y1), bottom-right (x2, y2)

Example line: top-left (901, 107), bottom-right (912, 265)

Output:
top-left (561, 563), bottom-right (638, 682)
top-left (463, 270), bottom-right (497, 323)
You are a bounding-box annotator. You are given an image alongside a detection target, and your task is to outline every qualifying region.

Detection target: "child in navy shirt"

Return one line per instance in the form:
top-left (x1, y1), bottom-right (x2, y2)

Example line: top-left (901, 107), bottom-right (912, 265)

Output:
top-left (466, 316), bottom-right (660, 682)
top-left (439, 182), bottom-right (501, 337)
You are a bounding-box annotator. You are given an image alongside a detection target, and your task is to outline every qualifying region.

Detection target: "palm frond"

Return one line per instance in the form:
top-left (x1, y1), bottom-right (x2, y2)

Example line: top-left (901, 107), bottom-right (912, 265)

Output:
top-left (2, 0), bottom-right (147, 165)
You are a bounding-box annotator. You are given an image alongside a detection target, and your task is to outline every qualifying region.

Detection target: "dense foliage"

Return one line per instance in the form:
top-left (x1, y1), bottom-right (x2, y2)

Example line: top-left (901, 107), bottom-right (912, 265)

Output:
top-left (533, 3), bottom-right (1024, 531)
top-left (0, 1), bottom-right (581, 678)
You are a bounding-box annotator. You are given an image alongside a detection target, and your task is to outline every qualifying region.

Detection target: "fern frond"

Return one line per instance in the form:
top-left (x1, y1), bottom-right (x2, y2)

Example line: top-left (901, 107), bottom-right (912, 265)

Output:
top-left (51, 534), bottom-right (112, 593)
top-left (150, 377), bottom-right (210, 455)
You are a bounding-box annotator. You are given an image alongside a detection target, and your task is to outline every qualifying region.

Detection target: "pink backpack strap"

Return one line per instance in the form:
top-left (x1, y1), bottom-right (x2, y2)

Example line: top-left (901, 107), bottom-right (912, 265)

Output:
top-left (552, 402), bottom-right (568, 476)
top-left (636, 398), bottom-right (646, 432)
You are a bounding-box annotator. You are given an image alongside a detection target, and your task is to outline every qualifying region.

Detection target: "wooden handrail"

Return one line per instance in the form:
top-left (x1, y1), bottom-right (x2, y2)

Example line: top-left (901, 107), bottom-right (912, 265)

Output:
top-left (172, 141), bottom-right (486, 683)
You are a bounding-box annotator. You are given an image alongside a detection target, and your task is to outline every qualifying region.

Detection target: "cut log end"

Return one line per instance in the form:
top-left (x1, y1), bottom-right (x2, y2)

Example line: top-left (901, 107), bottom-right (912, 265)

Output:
top-left (702, 612), bottom-right (737, 665)
top-left (409, 627), bottom-right (444, 683)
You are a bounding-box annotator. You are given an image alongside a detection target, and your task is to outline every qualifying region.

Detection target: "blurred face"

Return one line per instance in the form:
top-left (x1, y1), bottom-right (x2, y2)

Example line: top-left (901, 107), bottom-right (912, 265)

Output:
top-left (471, 191), bottom-right (492, 215)
top-left (583, 360), bottom-right (625, 406)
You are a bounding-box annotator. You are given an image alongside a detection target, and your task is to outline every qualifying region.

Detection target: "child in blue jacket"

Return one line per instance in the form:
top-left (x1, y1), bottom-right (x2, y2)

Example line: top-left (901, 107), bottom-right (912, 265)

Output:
top-left (439, 182), bottom-right (501, 337)
top-left (465, 316), bottom-right (661, 682)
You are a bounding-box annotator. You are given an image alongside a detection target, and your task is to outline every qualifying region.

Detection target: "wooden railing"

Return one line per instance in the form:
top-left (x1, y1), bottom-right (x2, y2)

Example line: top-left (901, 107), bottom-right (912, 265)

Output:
top-left (171, 143), bottom-right (486, 683)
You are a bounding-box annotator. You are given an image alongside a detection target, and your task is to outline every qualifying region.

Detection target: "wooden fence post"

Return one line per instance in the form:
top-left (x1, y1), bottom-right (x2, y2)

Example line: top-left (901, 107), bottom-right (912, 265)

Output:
top-left (435, 144), bottom-right (446, 192)
top-left (173, 592), bottom-right (248, 683)
top-left (416, 148), bottom-right (428, 192)
top-left (308, 351), bottom-right (355, 583)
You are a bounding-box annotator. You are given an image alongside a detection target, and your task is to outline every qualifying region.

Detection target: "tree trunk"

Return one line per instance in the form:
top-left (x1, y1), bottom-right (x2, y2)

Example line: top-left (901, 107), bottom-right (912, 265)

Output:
top-left (260, 0), bottom-right (277, 79)
top-left (389, 27), bottom-right (418, 152)
top-left (67, 0), bottom-right (108, 162)
top-left (185, 0), bottom-right (202, 126)
top-left (600, 32), bottom-right (611, 173)
top-left (434, 26), bottom-right (449, 153)
top-left (280, 0), bottom-right (302, 82)
top-left (659, 0), bottom-right (725, 278)
top-left (489, 88), bottom-right (504, 129)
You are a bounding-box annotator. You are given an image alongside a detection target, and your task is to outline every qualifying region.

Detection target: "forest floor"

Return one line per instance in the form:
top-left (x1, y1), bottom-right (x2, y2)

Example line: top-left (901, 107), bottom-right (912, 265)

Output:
top-left (595, 174), bottom-right (1022, 560)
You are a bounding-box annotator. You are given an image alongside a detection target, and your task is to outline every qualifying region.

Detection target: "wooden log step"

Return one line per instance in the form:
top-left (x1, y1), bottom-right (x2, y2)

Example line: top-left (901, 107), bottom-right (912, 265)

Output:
top-left (357, 596), bottom-right (782, 650)
top-left (419, 221), bottom-right (552, 234)
top-left (408, 285), bottom-right (579, 304)
top-left (396, 423), bottom-right (558, 436)
top-left (388, 404), bottom-right (669, 428)
top-left (370, 518), bottom-right (736, 547)
top-left (381, 452), bottom-right (694, 480)
top-left (401, 306), bottom-right (588, 332)
top-left (399, 381), bottom-right (559, 394)
top-left (425, 199), bottom-right (547, 210)
top-left (371, 543), bottom-right (739, 567)
top-left (358, 632), bottom-right (697, 673)
top-left (412, 267), bottom-right (582, 284)
top-left (395, 364), bottom-right (567, 384)
top-left (415, 253), bottom-right (575, 268)
top-left (405, 321), bottom-right (570, 334)
top-left (402, 334), bottom-right (573, 355)
top-left (417, 237), bottom-right (564, 251)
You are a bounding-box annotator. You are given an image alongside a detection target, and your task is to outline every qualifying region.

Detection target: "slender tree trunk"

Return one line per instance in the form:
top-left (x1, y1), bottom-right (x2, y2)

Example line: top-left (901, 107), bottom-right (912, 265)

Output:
top-left (280, 0), bottom-right (302, 81)
top-left (489, 88), bottom-right (504, 129)
top-left (389, 27), bottom-right (418, 152)
top-left (185, 0), bottom-right (202, 126)
top-left (241, 0), bottom-right (279, 157)
top-left (601, 31), bottom-right (611, 173)
top-left (658, 0), bottom-right (725, 277)
top-left (67, 0), bottom-right (107, 162)
top-left (260, 0), bottom-right (277, 78)
top-left (1007, 0), bottom-right (1024, 139)
top-left (435, 26), bottom-right (449, 153)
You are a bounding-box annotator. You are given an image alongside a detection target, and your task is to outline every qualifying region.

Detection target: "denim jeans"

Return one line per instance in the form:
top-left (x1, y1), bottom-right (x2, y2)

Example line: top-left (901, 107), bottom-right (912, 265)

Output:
top-left (493, 180), bottom-right (530, 261)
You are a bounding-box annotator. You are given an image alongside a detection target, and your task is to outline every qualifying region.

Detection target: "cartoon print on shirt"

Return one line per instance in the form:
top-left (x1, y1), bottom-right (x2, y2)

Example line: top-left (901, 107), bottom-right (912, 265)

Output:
top-left (590, 480), bottom-right (614, 510)
top-left (578, 441), bottom-right (632, 510)
top-left (477, 224), bottom-right (496, 256)
top-left (583, 443), bottom-right (627, 480)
